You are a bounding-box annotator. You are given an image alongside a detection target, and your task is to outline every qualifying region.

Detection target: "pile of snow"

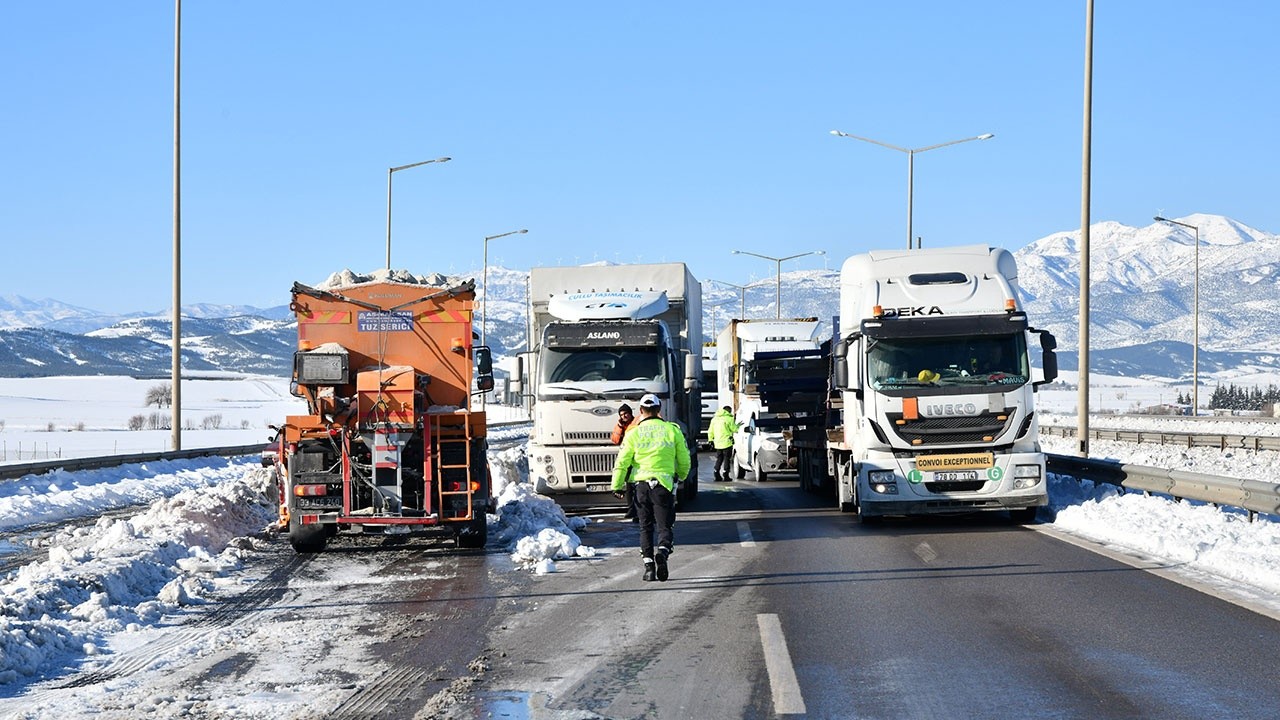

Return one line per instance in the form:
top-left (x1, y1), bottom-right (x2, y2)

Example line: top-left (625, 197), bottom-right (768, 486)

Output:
top-left (315, 268), bottom-right (458, 290)
top-left (1041, 433), bottom-right (1280, 608)
top-left (0, 462), bottom-right (276, 684)
top-left (487, 445), bottom-right (596, 574)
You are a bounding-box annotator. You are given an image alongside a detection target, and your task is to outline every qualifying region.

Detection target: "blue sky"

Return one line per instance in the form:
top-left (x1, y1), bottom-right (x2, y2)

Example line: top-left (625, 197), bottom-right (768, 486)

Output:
top-left (2, 2), bottom-right (1276, 313)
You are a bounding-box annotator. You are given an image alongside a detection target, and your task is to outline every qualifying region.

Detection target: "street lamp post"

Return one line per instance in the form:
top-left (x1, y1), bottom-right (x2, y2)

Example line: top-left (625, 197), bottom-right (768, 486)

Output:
top-left (1155, 215), bottom-right (1201, 414)
top-left (730, 250), bottom-right (825, 319)
top-left (386, 157), bottom-right (451, 269)
top-left (830, 130), bottom-right (994, 249)
top-left (482, 229), bottom-right (528, 350)
top-left (708, 279), bottom-right (756, 320)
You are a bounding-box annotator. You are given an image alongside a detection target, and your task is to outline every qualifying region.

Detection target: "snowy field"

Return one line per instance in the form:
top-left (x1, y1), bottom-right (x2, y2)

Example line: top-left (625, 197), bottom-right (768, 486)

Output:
top-left (0, 376), bottom-right (530, 464)
top-left (0, 374), bottom-right (1277, 715)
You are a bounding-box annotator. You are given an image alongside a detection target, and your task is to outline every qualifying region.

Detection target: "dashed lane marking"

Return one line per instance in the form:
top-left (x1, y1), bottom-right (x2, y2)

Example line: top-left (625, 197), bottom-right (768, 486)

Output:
top-left (737, 520), bottom-right (756, 547)
top-left (757, 613), bottom-right (807, 715)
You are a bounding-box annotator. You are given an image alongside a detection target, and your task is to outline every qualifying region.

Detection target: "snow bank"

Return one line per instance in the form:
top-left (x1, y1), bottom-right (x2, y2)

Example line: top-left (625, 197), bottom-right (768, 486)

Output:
top-left (0, 463), bottom-right (276, 685)
top-left (487, 446), bottom-right (595, 574)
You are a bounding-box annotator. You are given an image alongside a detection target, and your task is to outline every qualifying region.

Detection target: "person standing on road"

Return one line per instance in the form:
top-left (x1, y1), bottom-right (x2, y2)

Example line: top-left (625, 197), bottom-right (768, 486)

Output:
top-left (610, 403), bottom-right (639, 521)
top-left (610, 393), bottom-right (690, 582)
top-left (707, 405), bottom-right (739, 482)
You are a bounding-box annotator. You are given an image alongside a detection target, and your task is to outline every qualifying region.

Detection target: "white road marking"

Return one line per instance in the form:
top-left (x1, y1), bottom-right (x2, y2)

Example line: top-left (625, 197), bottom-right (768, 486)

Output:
top-left (757, 613), bottom-right (807, 715)
top-left (737, 520), bottom-right (756, 547)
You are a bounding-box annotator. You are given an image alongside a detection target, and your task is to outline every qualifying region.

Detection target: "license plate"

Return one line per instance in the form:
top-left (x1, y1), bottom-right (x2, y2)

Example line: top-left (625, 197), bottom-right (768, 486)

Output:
top-left (297, 496), bottom-right (342, 509)
top-left (586, 483), bottom-right (610, 492)
top-left (933, 471), bottom-right (979, 482)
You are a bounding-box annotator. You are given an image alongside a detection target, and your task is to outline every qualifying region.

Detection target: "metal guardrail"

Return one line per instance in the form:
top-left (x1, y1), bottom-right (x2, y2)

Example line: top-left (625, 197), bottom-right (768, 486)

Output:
top-left (0, 443), bottom-right (268, 481)
top-left (1046, 453), bottom-right (1280, 522)
top-left (0, 419), bottom-right (533, 482)
top-left (1042, 424), bottom-right (1280, 452)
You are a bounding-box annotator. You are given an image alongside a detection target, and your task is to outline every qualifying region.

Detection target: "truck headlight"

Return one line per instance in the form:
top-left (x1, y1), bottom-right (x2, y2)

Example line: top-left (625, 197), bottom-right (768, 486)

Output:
top-left (867, 470), bottom-right (898, 494)
top-left (1013, 464), bottom-right (1042, 489)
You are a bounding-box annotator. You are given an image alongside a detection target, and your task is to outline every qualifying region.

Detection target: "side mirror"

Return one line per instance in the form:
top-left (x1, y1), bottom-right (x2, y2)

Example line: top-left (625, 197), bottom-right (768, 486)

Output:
top-left (511, 355), bottom-right (524, 394)
top-left (477, 376), bottom-right (495, 392)
top-left (684, 351), bottom-right (699, 391)
top-left (474, 346), bottom-right (494, 375)
top-left (1033, 329), bottom-right (1059, 388)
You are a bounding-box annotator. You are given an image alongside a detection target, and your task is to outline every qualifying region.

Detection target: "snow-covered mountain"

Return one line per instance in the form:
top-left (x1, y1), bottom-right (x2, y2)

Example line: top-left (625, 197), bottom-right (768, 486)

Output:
top-left (1014, 214), bottom-right (1280, 355)
top-left (1, 214), bottom-right (1276, 379)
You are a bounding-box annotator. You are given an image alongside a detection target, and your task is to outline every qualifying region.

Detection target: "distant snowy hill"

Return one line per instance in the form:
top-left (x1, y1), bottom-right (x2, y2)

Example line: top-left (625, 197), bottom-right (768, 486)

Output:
top-left (1, 214), bottom-right (1277, 380)
top-left (1014, 214), bottom-right (1280, 357)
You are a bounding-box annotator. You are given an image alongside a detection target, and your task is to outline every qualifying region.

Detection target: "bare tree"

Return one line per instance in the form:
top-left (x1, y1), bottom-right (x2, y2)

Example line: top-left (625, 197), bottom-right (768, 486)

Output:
top-left (145, 383), bottom-right (173, 409)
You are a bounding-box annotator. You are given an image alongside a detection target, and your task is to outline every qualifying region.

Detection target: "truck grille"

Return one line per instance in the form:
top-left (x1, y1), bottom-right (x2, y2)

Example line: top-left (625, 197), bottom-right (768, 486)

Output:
top-left (565, 431), bottom-right (612, 442)
top-left (568, 452), bottom-right (618, 474)
top-left (886, 409), bottom-right (1015, 446)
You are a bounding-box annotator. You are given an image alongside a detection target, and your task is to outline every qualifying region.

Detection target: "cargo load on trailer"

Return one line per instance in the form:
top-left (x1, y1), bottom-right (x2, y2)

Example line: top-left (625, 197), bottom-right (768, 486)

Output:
top-left (516, 263), bottom-right (702, 505)
top-left (760, 246), bottom-right (1059, 522)
top-left (269, 271), bottom-right (495, 552)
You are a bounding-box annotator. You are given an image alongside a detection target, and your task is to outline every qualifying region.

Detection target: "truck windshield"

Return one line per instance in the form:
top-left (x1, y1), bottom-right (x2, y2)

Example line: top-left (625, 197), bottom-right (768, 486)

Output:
top-left (541, 348), bottom-right (667, 384)
top-left (867, 334), bottom-right (1028, 391)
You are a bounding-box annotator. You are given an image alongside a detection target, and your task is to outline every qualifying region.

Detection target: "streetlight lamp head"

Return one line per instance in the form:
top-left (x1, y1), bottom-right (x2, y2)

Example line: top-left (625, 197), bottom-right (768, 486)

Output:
top-left (436, 157), bottom-right (452, 163)
top-left (977, 134), bottom-right (994, 140)
top-left (1153, 215), bottom-right (1168, 222)
top-left (518, 229), bottom-right (528, 234)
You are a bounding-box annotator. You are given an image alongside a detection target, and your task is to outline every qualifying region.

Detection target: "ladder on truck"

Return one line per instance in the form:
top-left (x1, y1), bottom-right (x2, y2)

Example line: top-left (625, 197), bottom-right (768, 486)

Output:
top-left (429, 413), bottom-right (476, 521)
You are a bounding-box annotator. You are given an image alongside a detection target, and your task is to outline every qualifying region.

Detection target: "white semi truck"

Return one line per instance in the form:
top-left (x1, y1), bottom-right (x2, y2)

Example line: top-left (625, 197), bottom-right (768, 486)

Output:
top-left (774, 245), bottom-right (1058, 522)
top-left (519, 263), bottom-right (702, 504)
top-left (717, 318), bottom-right (823, 481)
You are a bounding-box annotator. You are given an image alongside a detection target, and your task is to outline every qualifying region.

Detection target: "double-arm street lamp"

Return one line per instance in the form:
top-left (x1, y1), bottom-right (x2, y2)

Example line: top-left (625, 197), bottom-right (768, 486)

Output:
top-left (386, 157), bottom-right (451, 269)
top-left (706, 278), bottom-right (752, 319)
top-left (829, 130), bottom-right (994, 249)
top-left (482, 229), bottom-right (528, 350)
top-left (730, 250), bottom-right (825, 319)
top-left (1154, 215), bottom-right (1201, 414)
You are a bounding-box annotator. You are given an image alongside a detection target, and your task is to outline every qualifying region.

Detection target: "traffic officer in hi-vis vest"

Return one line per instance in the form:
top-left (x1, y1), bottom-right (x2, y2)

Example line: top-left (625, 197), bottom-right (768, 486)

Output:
top-left (610, 393), bottom-right (690, 582)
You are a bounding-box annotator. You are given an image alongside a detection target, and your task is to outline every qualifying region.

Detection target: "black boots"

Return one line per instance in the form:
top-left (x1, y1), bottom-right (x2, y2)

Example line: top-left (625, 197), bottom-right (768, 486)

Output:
top-left (642, 558), bottom-right (656, 582)
top-left (654, 548), bottom-right (670, 582)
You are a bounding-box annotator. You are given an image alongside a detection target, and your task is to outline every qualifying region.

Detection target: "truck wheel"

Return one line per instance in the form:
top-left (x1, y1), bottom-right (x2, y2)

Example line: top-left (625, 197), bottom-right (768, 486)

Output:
top-left (457, 515), bottom-right (489, 549)
top-left (858, 511), bottom-right (884, 526)
top-left (1009, 507), bottom-right (1038, 524)
top-left (288, 515), bottom-right (327, 554)
top-left (734, 450), bottom-right (747, 479)
top-left (682, 475), bottom-right (698, 503)
top-left (753, 455), bottom-right (768, 483)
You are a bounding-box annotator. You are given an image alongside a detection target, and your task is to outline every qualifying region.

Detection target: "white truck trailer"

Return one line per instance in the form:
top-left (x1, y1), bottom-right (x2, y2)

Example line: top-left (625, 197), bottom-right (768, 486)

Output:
top-left (717, 318), bottom-right (823, 481)
top-left (698, 344), bottom-right (718, 450)
top-left (520, 263), bottom-right (702, 504)
top-left (778, 245), bottom-right (1058, 522)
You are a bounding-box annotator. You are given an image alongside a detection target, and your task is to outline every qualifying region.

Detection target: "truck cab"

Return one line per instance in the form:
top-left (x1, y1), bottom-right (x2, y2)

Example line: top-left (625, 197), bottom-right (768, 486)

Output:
top-left (523, 264), bottom-right (702, 504)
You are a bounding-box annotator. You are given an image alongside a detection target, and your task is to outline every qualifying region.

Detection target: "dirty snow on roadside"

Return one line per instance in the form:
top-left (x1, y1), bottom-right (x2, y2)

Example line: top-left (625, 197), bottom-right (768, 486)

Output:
top-left (0, 423), bottom-right (594, 701)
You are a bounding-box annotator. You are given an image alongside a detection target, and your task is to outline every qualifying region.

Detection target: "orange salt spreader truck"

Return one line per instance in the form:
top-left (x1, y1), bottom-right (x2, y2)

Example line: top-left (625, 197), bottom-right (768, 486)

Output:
top-left (270, 275), bottom-right (495, 553)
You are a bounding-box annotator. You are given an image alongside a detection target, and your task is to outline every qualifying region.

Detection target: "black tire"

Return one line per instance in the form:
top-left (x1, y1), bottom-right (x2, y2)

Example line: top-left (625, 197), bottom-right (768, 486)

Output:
top-left (753, 455), bottom-right (768, 483)
top-left (1009, 507), bottom-right (1038, 524)
top-left (682, 474), bottom-right (698, 504)
top-left (288, 514), bottom-right (327, 554)
top-left (457, 515), bottom-right (489, 549)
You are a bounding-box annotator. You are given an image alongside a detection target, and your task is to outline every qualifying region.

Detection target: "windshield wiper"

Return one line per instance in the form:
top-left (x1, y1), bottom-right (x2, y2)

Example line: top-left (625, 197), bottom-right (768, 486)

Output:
top-left (542, 385), bottom-right (606, 400)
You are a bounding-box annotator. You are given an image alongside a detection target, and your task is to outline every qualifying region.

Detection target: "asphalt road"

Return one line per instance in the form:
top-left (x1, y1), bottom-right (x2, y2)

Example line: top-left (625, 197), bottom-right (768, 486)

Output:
top-left (18, 457), bottom-right (1280, 719)
top-left (464, 466), bottom-right (1280, 719)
